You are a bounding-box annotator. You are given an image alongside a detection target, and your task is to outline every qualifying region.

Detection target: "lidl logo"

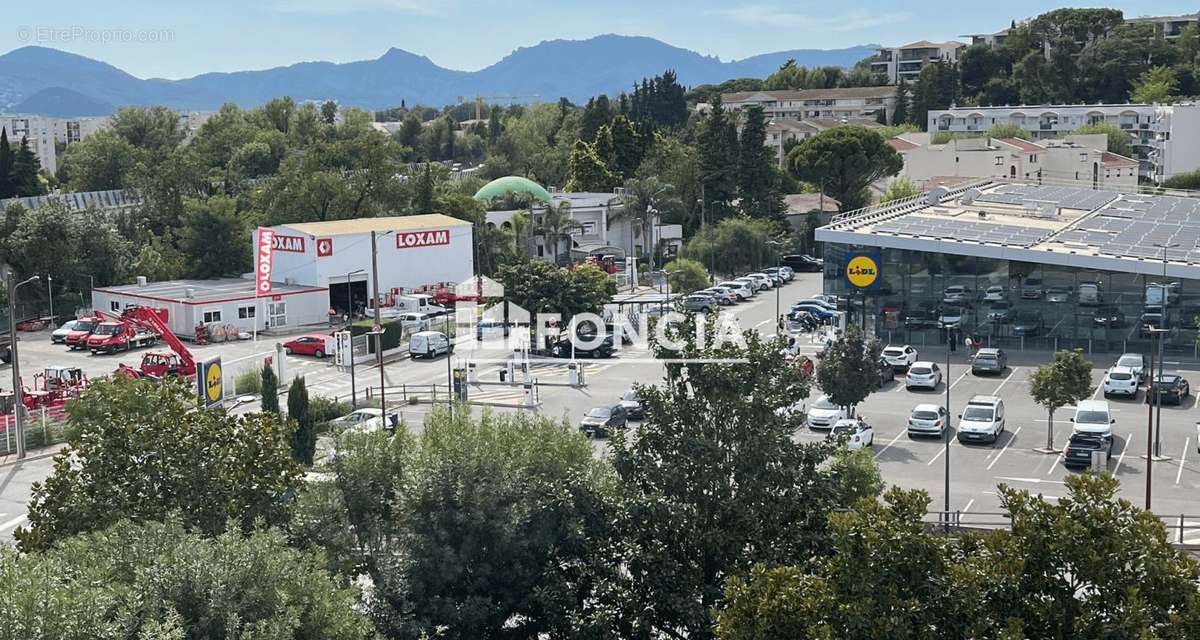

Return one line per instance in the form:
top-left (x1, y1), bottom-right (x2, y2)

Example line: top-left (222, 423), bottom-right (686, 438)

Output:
top-left (198, 357), bottom-right (224, 407)
top-left (845, 254), bottom-right (881, 289)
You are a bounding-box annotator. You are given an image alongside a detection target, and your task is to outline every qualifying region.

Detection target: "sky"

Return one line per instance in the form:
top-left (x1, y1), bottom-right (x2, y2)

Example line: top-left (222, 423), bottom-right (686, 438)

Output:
top-left (0, 1), bottom-right (1194, 78)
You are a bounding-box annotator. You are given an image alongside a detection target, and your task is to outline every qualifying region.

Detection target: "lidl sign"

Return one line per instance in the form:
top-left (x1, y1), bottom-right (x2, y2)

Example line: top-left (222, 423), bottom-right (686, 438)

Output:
top-left (197, 356), bottom-right (224, 408)
top-left (845, 252), bottom-right (881, 290)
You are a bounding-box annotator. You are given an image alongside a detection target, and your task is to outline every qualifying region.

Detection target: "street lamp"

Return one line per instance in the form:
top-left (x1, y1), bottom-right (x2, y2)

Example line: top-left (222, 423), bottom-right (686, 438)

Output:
top-left (1144, 324), bottom-right (1168, 510)
top-left (944, 332), bottom-right (953, 533)
top-left (343, 269), bottom-right (366, 409)
top-left (1150, 241), bottom-right (1178, 461)
top-left (369, 231), bottom-right (395, 413)
top-left (630, 216), bottom-right (644, 292)
top-left (767, 240), bottom-right (784, 333)
top-left (8, 274), bottom-right (40, 459)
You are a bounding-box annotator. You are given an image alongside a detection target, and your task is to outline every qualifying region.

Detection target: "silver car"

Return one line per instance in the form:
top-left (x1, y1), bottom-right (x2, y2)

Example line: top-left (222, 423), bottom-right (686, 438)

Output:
top-left (682, 294), bottom-right (718, 313)
top-left (701, 287), bottom-right (737, 305)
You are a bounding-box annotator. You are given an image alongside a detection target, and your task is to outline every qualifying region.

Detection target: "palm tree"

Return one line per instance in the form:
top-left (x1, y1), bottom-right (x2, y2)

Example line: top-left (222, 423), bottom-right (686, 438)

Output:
top-left (619, 176), bottom-right (682, 267)
top-left (534, 201), bottom-right (582, 265)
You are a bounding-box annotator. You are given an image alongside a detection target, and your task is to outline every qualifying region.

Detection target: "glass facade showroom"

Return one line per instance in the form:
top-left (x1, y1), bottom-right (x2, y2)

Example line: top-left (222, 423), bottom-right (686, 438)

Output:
top-left (822, 243), bottom-right (1200, 357)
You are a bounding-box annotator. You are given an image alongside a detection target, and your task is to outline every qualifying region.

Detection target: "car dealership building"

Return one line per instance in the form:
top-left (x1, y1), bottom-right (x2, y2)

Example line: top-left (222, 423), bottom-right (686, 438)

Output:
top-left (816, 180), bottom-right (1200, 356)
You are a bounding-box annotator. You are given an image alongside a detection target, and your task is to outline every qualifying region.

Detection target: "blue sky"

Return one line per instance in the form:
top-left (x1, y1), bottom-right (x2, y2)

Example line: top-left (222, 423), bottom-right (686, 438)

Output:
top-left (0, 1), bottom-right (1193, 78)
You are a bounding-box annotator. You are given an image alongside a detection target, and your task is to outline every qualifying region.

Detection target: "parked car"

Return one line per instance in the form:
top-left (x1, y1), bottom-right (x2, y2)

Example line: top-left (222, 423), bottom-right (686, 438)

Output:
top-left (904, 308), bottom-right (938, 328)
top-left (682, 294), bottom-right (718, 313)
top-left (982, 285), bottom-right (1007, 302)
top-left (942, 285), bottom-right (973, 304)
top-left (409, 330), bottom-right (452, 359)
top-left (881, 345), bottom-right (919, 370)
top-left (908, 404), bottom-right (949, 437)
top-left (700, 287), bottom-right (737, 305)
top-left (764, 267), bottom-right (792, 283)
top-left (1102, 366), bottom-right (1139, 398)
top-left (805, 395), bottom-right (846, 430)
top-left (905, 361), bottom-right (943, 390)
top-left (985, 301), bottom-right (1013, 323)
top-left (1021, 276), bottom-right (1044, 299)
top-left (1011, 309), bottom-right (1044, 336)
top-left (971, 348), bottom-right (1007, 375)
top-left (1146, 374), bottom-right (1191, 405)
top-left (937, 304), bottom-right (966, 329)
top-left (1078, 282), bottom-right (1102, 306)
top-left (328, 408), bottom-right (396, 433)
top-left (1071, 400), bottom-right (1115, 438)
top-left (284, 334), bottom-right (334, 358)
top-left (792, 298), bottom-right (837, 311)
top-left (734, 276), bottom-right (767, 293)
top-left (830, 417), bottom-right (874, 450)
top-left (1046, 287), bottom-right (1072, 303)
top-left (875, 358), bottom-right (895, 388)
top-left (1092, 305), bottom-right (1124, 327)
top-left (579, 404), bottom-right (628, 438)
top-left (813, 293), bottom-right (842, 307)
top-left (745, 273), bottom-right (776, 290)
top-left (782, 254), bottom-right (823, 272)
top-left (551, 332), bottom-right (614, 358)
top-left (64, 316), bottom-right (101, 350)
top-left (1063, 432), bottom-right (1113, 468)
top-left (619, 389), bottom-right (644, 419)
top-left (1115, 353), bottom-right (1147, 382)
top-left (717, 281), bottom-right (754, 300)
top-left (790, 304), bottom-right (838, 321)
top-left (50, 320), bottom-right (79, 343)
top-left (957, 396), bottom-right (1006, 444)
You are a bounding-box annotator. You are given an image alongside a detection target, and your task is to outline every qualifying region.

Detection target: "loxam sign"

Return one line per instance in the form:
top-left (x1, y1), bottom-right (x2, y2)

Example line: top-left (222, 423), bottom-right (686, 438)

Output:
top-left (272, 235), bottom-right (306, 252)
top-left (396, 229), bottom-right (450, 249)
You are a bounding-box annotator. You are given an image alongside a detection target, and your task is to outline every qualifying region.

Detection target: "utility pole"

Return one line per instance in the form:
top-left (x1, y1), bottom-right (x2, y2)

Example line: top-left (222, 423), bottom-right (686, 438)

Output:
top-left (9, 274), bottom-right (39, 459)
top-left (370, 231), bottom-right (385, 413)
top-left (1146, 327), bottom-right (1156, 510)
top-left (944, 335), bottom-right (951, 533)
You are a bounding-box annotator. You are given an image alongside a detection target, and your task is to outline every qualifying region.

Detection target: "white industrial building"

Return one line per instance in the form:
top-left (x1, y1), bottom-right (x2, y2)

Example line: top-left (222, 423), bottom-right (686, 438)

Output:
top-left (265, 214), bottom-right (475, 312)
top-left (91, 278), bottom-right (330, 339)
top-left (927, 103), bottom-right (1200, 182)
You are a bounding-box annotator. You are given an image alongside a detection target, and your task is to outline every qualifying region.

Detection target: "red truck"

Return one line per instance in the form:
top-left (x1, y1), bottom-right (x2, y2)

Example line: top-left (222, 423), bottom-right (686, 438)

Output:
top-left (64, 315), bottom-right (102, 350)
top-left (86, 320), bottom-right (159, 354)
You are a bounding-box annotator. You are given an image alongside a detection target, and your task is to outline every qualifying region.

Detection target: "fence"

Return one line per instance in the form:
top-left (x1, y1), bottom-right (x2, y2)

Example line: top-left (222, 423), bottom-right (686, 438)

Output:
top-left (0, 409), bottom-right (72, 456)
top-left (923, 510), bottom-right (1200, 547)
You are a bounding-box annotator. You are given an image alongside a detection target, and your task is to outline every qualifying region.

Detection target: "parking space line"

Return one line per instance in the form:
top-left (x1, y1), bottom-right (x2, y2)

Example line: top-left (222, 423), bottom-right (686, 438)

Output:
top-left (874, 428), bottom-right (908, 459)
top-left (926, 438), bottom-right (958, 466)
top-left (1047, 450), bottom-right (1064, 475)
top-left (1177, 437), bottom-right (1189, 485)
top-left (948, 370), bottom-right (969, 390)
top-left (986, 426), bottom-right (1021, 470)
top-left (0, 514), bottom-right (26, 533)
top-left (962, 498), bottom-right (975, 513)
top-left (1114, 432), bottom-right (1133, 476)
top-left (993, 367), bottom-right (1019, 395)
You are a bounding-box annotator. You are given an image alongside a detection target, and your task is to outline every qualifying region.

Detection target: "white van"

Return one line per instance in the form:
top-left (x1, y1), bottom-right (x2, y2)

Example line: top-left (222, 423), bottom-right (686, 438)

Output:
top-left (1078, 282), bottom-right (1102, 306)
top-left (1146, 283), bottom-right (1180, 307)
top-left (1071, 400), bottom-right (1114, 437)
top-left (409, 331), bottom-right (452, 359)
top-left (957, 395), bottom-right (1005, 444)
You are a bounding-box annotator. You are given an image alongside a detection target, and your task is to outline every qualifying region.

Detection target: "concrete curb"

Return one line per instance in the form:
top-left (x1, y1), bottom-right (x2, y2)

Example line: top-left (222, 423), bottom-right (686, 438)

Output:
top-left (0, 444), bottom-right (65, 468)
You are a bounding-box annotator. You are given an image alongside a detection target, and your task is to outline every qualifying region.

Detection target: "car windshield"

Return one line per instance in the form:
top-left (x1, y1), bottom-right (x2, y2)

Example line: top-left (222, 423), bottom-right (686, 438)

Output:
top-left (621, 391), bottom-right (639, 402)
top-left (1118, 355), bottom-right (1142, 367)
top-left (75, 320), bottom-right (95, 331)
top-left (909, 367), bottom-right (932, 375)
top-left (1109, 371), bottom-right (1133, 381)
top-left (1048, 288), bottom-right (1068, 294)
top-left (1069, 435), bottom-right (1102, 447)
top-left (912, 410), bottom-right (939, 420)
top-left (812, 397), bottom-right (838, 410)
top-left (962, 406), bottom-right (994, 421)
top-left (59, 321), bottom-right (77, 330)
top-left (588, 407), bottom-right (612, 418)
top-left (1076, 410), bottom-right (1109, 424)
top-left (1154, 377), bottom-right (1179, 386)
top-left (832, 425), bottom-right (856, 435)
top-left (93, 324), bottom-right (122, 335)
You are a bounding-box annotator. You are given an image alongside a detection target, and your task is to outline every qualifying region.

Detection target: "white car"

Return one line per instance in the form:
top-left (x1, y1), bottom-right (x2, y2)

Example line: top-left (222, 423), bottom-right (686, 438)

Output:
top-left (328, 408), bottom-right (393, 433)
top-left (908, 404), bottom-right (949, 437)
top-left (982, 285), bottom-right (1007, 302)
top-left (746, 273), bottom-right (777, 289)
top-left (881, 345), bottom-right (919, 370)
top-left (956, 396), bottom-right (1005, 444)
top-left (1072, 400), bottom-right (1114, 437)
top-left (733, 277), bottom-right (763, 294)
top-left (942, 285), bottom-right (972, 302)
top-left (50, 320), bottom-right (79, 343)
top-left (830, 417), bottom-right (874, 450)
top-left (1102, 366), bottom-right (1139, 398)
top-left (718, 281), bottom-right (754, 300)
top-left (805, 395), bottom-right (846, 430)
top-left (1115, 353), bottom-right (1147, 382)
top-left (700, 287), bottom-right (737, 305)
top-left (905, 362), bottom-right (943, 390)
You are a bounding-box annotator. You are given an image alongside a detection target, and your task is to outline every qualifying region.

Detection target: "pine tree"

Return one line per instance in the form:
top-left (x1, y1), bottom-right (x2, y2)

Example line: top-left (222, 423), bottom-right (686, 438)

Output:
top-left (892, 78), bottom-right (911, 125)
top-left (443, 116), bottom-right (456, 160)
top-left (737, 105), bottom-right (784, 220)
top-left (260, 365), bottom-right (279, 415)
top-left (287, 377), bottom-right (315, 465)
top-left (487, 105), bottom-right (503, 147)
top-left (0, 129), bottom-right (12, 199)
top-left (609, 115), bottom-right (643, 180)
top-left (593, 125), bottom-right (616, 171)
top-left (581, 95), bottom-right (614, 143)
top-left (412, 163), bottom-right (435, 213)
top-left (698, 97), bottom-right (737, 221)
top-left (565, 140), bottom-right (617, 192)
top-left (11, 136), bottom-right (42, 197)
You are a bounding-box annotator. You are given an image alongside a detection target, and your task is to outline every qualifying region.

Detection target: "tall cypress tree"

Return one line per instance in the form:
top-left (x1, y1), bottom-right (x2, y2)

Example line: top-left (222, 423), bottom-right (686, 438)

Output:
top-left (892, 78), bottom-right (911, 126)
top-left (443, 116), bottom-right (456, 160)
top-left (737, 105), bottom-right (784, 220)
top-left (11, 136), bottom-right (42, 197)
top-left (287, 376), bottom-right (315, 466)
top-left (260, 365), bottom-right (279, 415)
top-left (698, 97), bottom-right (737, 221)
top-left (0, 129), bottom-right (12, 199)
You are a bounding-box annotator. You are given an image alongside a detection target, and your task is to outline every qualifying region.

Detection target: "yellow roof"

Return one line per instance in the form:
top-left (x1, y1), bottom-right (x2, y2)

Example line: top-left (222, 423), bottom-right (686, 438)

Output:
top-left (281, 214), bottom-right (471, 237)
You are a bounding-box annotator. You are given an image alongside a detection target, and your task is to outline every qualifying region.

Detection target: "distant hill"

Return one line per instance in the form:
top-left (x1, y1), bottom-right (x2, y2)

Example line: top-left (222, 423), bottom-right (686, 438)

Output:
top-left (0, 38), bottom-right (879, 116)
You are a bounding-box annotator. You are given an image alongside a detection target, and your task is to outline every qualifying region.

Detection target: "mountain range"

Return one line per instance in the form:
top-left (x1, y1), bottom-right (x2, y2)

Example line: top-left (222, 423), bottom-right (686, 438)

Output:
top-left (0, 36), bottom-right (878, 117)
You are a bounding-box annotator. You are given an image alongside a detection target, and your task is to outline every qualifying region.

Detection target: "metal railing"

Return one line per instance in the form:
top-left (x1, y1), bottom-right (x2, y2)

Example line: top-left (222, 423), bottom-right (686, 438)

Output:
top-left (923, 510), bottom-right (1200, 546)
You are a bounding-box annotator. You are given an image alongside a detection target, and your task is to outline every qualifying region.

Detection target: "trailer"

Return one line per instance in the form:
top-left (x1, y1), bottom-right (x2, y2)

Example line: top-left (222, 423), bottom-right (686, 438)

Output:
top-left (85, 314), bottom-right (160, 354)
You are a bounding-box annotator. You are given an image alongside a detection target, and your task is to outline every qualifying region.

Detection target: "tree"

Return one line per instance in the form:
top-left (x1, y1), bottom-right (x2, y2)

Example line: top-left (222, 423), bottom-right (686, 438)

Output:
top-left (1163, 169), bottom-right (1200, 191)
top-left (57, 130), bottom-right (139, 191)
top-left (564, 139), bottom-right (617, 193)
top-left (664, 257), bottom-right (709, 293)
top-left (1072, 122), bottom-right (1134, 158)
top-left (260, 364), bottom-right (280, 415)
top-left (178, 195), bottom-right (249, 278)
top-left (610, 314), bottom-right (874, 639)
top-left (1028, 349), bottom-right (1093, 451)
top-left (580, 94), bottom-right (614, 143)
top-left (788, 126), bottom-right (903, 212)
top-left (681, 217), bottom-right (779, 277)
top-left (533, 201), bottom-right (582, 265)
top-left (15, 378), bottom-right (301, 552)
top-left (320, 99), bottom-right (338, 124)
top-left (411, 162), bottom-right (435, 213)
top-left (9, 136), bottom-right (43, 197)
top-left (608, 114), bottom-right (643, 179)
top-left (986, 122), bottom-right (1030, 140)
top-left (0, 129), bottom-right (11, 198)
top-left (1131, 66), bottom-right (1180, 104)
top-left (109, 105), bottom-right (184, 152)
top-left (891, 77), bottom-right (910, 125)
top-left (879, 176), bottom-right (921, 204)
top-left (737, 105), bottom-right (784, 220)
top-left (619, 175), bottom-right (682, 262)
top-left (495, 259), bottom-right (615, 319)
top-left (910, 61), bottom-right (959, 130)
top-left (0, 519), bottom-right (373, 639)
top-left (815, 325), bottom-right (882, 412)
top-left (288, 376), bottom-right (315, 465)
top-left (698, 96), bottom-right (738, 221)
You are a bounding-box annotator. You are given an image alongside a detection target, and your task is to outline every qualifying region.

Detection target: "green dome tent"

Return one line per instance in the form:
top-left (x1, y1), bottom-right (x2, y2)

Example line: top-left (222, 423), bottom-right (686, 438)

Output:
top-left (472, 176), bottom-right (553, 205)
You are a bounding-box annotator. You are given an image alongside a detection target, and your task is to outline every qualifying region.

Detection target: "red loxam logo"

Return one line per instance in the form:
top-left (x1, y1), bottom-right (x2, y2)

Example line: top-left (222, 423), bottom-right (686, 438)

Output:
top-left (396, 229), bottom-right (450, 249)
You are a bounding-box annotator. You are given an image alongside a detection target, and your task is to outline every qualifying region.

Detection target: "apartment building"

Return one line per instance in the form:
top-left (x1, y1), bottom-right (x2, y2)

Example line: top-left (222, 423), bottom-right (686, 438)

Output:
top-left (870, 41), bottom-right (965, 84)
top-left (927, 103), bottom-right (1200, 182)
top-left (890, 132), bottom-right (1138, 190)
top-left (721, 86), bottom-right (897, 125)
top-left (0, 115), bottom-right (57, 175)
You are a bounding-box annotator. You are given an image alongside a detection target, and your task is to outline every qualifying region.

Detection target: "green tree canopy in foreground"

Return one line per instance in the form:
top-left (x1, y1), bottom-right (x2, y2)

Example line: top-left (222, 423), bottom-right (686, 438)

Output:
top-left (0, 519), bottom-right (373, 640)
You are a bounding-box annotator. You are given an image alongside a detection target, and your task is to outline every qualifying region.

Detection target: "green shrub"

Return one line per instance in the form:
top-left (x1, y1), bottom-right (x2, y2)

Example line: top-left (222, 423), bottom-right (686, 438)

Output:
top-left (309, 395), bottom-right (350, 431)
top-left (234, 367), bottom-right (262, 395)
top-left (351, 318), bottom-right (402, 353)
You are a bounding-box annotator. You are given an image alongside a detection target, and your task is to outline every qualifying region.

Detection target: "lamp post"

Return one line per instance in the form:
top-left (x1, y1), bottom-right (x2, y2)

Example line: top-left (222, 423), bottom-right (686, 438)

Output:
top-left (46, 274), bottom-right (53, 323)
top-left (369, 231), bottom-right (395, 413)
top-left (9, 273), bottom-right (40, 459)
top-left (1151, 241), bottom-right (1177, 460)
top-left (944, 332), bottom-right (952, 533)
top-left (344, 269), bottom-right (365, 409)
top-left (767, 240), bottom-right (783, 332)
top-left (630, 216), bottom-right (643, 292)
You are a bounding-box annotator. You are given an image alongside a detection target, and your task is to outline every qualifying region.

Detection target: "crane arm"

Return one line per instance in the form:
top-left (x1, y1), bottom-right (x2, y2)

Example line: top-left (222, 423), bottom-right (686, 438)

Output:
top-left (121, 307), bottom-right (196, 372)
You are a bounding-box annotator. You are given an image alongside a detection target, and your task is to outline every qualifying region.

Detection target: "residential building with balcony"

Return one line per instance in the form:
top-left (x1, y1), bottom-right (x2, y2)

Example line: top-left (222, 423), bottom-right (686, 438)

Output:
top-left (927, 103), bottom-right (1200, 182)
top-left (765, 118), bottom-right (885, 167)
top-left (967, 13), bottom-right (1198, 48)
top-left (721, 87), bottom-right (897, 126)
top-left (871, 41), bottom-right (965, 84)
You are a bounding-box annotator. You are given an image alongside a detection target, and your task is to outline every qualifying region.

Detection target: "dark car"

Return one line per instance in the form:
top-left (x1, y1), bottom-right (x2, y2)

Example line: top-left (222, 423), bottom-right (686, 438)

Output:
top-left (1063, 432), bottom-right (1113, 468)
top-left (904, 308), bottom-right (938, 328)
top-left (619, 389), bottom-right (644, 419)
top-left (1011, 309), bottom-right (1044, 336)
top-left (1092, 306), bottom-right (1125, 328)
top-left (552, 332), bottom-right (615, 358)
top-left (875, 358), bottom-right (895, 388)
top-left (782, 254), bottom-right (824, 272)
top-left (971, 348), bottom-right (1007, 375)
top-left (579, 404), bottom-right (629, 438)
top-left (985, 301), bottom-right (1013, 323)
top-left (1146, 374), bottom-right (1191, 405)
